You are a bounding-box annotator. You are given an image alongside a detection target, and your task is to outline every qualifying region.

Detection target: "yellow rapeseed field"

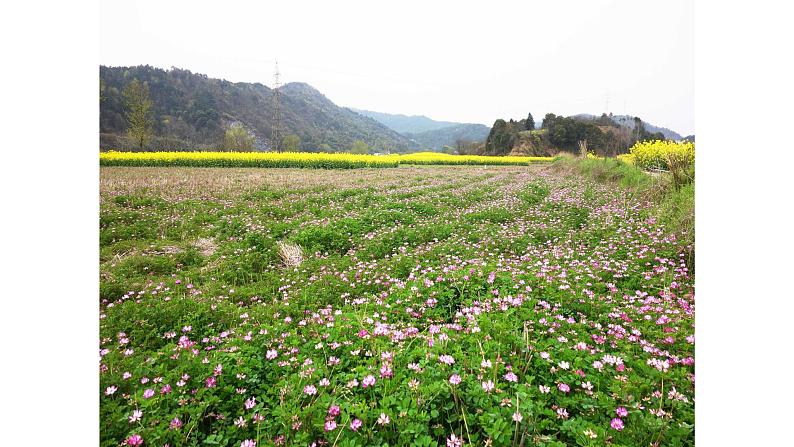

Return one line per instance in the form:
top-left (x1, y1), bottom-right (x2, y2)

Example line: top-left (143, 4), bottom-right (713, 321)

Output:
top-left (99, 151), bottom-right (554, 169)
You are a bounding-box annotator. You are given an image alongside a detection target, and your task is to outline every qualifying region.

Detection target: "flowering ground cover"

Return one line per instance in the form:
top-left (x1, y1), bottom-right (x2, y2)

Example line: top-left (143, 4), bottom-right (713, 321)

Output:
top-left (100, 163), bottom-right (694, 447)
top-left (99, 151), bottom-right (553, 169)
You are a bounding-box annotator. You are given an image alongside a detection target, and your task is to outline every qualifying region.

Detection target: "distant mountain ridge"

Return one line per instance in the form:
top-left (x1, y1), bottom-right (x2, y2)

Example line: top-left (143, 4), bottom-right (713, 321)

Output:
top-left (351, 109), bottom-right (490, 150)
top-left (99, 65), bottom-right (686, 153)
top-left (350, 108), bottom-right (464, 134)
top-left (404, 124), bottom-right (491, 150)
top-left (571, 113), bottom-right (683, 141)
top-left (100, 65), bottom-right (412, 152)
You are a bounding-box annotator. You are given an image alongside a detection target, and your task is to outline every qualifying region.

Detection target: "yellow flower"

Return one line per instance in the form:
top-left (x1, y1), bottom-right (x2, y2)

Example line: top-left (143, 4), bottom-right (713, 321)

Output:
top-left (628, 140), bottom-right (694, 170)
top-left (99, 150), bottom-right (554, 168)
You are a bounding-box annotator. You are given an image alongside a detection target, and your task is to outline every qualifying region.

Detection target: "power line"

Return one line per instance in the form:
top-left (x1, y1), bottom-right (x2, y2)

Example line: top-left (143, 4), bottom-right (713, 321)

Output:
top-left (271, 61), bottom-right (283, 152)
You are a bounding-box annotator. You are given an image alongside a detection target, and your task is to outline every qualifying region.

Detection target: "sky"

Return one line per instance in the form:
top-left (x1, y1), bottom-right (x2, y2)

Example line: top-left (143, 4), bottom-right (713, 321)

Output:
top-left (100, 0), bottom-right (694, 135)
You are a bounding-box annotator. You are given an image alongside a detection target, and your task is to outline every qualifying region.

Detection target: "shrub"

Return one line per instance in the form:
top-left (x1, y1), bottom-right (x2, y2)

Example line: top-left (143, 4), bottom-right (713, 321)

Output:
top-left (629, 140), bottom-right (695, 171)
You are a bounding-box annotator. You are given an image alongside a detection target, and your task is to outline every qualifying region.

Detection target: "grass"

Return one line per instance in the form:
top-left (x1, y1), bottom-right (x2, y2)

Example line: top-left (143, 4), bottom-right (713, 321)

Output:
top-left (99, 164), bottom-right (694, 447)
top-left (551, 154), bottom-right (695, 267)
top-left (552, 154), bottom-right (656, 191)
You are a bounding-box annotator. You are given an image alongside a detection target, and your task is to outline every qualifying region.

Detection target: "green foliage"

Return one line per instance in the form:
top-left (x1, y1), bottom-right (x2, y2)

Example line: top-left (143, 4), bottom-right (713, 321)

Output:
top-left (518, 182), bottom-right (550, 205)
top-left (122, 79), bottom-right (154, 150)
top-left (657, 181), bottom-right (695, 265)
top-left (544, 115), bottom-right (606, 154)
top-left (554, 156), bottom-right (654, 191)
top-left (294, 224), bottom-right (353, 255)
top-left (525, 113), bottom-right (535, 131)
top-left (484, 119), bottom-right (519, 155)
top-left (486, 112), bottom-right (639, 157)
top-left (616, 116), bottom-right (665, 144)
top-left (350, 139), bottom-right (370, 154)
top-left (188, 90), bottom-right (221, 137)
top-left (464, 208), bottom-right (513, 224)
top-left (282, 134), bottom-right (301, 152)
top-left (552, 155), bottom-right (694, 267)
top-left (100, 65), bottom-right (412, 152)
top-left (99, 165), bottom-right (694, 447)
top-left (223, 123), bottom-right (256, 151)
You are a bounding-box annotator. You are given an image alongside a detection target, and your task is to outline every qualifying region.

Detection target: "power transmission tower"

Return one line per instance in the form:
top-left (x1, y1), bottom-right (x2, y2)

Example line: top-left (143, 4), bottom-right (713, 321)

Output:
top-left (271, 61), bottom-right (283, 152)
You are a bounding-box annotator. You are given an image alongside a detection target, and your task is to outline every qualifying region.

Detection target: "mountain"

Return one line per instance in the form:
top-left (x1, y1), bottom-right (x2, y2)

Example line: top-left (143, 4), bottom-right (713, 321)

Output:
top-left (350, 109), bottom-right (463, 134)
top-left (100, 65), bottom-right (412, 152)
top-left (404, 124), bottom-right (491, 150)
top-left (571, 113), bottom-right (683, 141)
top-left (351, 109), bottom-right (490, 150)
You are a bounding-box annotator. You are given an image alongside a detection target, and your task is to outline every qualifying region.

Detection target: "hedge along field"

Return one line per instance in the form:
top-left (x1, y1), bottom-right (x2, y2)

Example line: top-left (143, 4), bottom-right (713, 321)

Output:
top-left (99, 151), bottom-right (554, 169)
top-left (100, 164), bottom-right (694, 447)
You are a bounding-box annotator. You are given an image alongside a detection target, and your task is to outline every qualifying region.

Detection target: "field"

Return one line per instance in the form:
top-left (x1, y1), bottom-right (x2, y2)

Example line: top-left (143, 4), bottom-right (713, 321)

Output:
top-left (99, 151), bottom-right (554, 169)
top-left (100, 162), bottom-right (694, 447)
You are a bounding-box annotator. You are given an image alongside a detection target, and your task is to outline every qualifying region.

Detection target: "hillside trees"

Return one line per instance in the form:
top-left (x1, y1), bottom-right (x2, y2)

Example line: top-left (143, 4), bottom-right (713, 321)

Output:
top-left (223, 123), bottom-right (256, 151)
top-left (595, 113), bottom-right (618, 127)
top-left (541, 113), bottom-right (557, 129)
top-left (188, 91), bottom-right (221, 137)
top-left (483, 111), bottom-right (671, 157)
top-left (454, 138), bottom-right (479, 154)
top-left (484, 119), bottom-right (519, 155)
top-left (350, 140), bottom-right (370, 154)
top-left (633, 117), bottom-right (665, 142)
top-left (544, 114), bottom-right (606, 152)
top-left (122, 79), bottom-right (154, 151)
top-left (100, 65), bottom-right (412, 152)
top-left (283, 134), bottom-right (301, 152)
top-left (525, 113), bottom-right (535, 131)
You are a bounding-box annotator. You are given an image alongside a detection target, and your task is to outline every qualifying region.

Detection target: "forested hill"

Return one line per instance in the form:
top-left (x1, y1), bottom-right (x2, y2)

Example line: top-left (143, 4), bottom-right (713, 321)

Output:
top-left (100, 65), bottom-right (412, 152)
top-left (571, 114), bottom-right (683, 141)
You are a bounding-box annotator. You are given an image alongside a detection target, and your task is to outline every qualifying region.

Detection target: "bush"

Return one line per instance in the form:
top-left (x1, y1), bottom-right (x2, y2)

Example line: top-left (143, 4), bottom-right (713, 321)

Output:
top-left (629, 140), bottom-right (695, 172)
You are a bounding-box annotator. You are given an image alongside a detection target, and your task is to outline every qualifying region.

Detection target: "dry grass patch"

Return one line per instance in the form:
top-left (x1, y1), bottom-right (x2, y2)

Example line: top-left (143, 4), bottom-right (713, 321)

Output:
top-left (277, 241), bottom-right (304, 267)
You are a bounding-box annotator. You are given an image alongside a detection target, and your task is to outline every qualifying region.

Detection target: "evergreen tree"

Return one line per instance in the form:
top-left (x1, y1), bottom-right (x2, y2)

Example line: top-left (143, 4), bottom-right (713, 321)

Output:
top-left (485, 119), bottom-right (518, 155)
top-left (541, 113), bottom-right (557, 129)
top-left (525, 113), bottom-right (535, 131)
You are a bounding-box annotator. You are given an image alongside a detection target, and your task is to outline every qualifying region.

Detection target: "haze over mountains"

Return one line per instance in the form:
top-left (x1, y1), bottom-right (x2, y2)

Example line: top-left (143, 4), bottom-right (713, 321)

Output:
top-left (351, 109), bottom-right (492, 150)
top-left (100, 65), bottom-right (688, 152)
top-left (348, 109), bottom-right (464, 134)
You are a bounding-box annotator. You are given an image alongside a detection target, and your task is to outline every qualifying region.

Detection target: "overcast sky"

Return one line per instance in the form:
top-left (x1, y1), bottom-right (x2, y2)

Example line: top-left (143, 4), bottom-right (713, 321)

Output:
top-left (101, 0), bottom-right (694, 135)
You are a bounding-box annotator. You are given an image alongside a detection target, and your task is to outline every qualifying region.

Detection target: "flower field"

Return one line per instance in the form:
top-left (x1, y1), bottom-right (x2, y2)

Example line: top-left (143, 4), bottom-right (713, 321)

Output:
top-left (628, 141), bottom-right (695, 171)
top-left (99, 151), bottom-right (553, 169)
top-left (100, 164), bottom-right (694, 447)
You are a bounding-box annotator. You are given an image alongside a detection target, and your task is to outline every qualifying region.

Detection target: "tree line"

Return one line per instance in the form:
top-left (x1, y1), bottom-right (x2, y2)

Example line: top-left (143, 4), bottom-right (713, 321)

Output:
top-left (481, 112), bottom-right (667, 157)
